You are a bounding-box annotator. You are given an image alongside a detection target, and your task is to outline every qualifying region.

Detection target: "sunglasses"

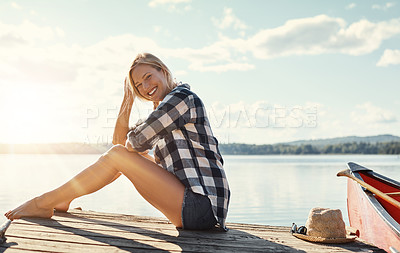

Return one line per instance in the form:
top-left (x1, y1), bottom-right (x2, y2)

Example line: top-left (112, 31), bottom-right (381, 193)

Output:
top-left (291, 223), bottom-right (307, 235)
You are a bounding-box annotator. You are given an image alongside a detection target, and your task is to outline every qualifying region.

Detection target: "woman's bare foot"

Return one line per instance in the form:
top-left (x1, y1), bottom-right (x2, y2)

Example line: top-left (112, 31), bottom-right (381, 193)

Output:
top-left (4, 197), bottom-right (54, 221)
top-left (54, 200), bottom-right (71, 212)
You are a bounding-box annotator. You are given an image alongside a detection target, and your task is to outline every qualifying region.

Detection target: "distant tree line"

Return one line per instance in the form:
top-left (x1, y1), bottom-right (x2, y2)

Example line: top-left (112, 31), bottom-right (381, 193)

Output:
top-left (218, 142), bottom-right (400, 155)
top-left (1, 142), bottom-right (400, 155)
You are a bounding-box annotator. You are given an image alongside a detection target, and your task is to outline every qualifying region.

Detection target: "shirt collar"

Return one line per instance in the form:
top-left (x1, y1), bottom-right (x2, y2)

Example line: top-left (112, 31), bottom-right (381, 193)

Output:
top-left (175, 82), bottom-right (190, 90)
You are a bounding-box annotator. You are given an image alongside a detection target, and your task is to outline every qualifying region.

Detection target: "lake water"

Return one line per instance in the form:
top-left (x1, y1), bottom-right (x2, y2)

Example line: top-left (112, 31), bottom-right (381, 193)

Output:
top-left (1, 154), bottom-right (400, 227)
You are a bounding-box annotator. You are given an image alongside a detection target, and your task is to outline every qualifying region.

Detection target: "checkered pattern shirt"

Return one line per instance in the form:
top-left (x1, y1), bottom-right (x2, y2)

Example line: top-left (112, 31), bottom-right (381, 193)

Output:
top-left (127, 83), bottom-right (230, 230)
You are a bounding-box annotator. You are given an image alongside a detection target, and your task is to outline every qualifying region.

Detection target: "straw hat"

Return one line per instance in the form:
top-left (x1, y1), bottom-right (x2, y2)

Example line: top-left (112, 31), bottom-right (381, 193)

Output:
top-left (292, 207), bottom-right (356, 243)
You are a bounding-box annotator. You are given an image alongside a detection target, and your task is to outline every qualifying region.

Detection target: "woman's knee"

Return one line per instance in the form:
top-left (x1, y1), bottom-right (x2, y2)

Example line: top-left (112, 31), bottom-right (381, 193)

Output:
top-left (100, 144), bottom-right (131, 164)
top-left (109, 144), bottom-right (128, 153)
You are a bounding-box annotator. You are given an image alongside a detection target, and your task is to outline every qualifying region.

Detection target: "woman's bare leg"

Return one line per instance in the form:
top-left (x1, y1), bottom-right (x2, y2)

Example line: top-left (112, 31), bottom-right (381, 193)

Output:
top-left (53, 172), bottom-right (122, 212)
top-left (5, 145), bottom-right (185, 227)
top-left (5, 155), bottom-right (121, 219)
top-left (96, 145), bottom-right (185, 226)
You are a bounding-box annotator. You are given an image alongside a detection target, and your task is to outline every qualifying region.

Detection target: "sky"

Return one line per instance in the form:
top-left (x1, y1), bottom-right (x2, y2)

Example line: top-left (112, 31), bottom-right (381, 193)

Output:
top-left (0, 0), bottom-right (399, 145)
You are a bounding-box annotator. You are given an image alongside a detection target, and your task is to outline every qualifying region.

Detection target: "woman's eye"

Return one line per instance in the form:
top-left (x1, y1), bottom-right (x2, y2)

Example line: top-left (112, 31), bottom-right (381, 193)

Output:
top-left (136, 83), bottom-right (142, 88)
top-left (146, 74), bottom-right (151, 80)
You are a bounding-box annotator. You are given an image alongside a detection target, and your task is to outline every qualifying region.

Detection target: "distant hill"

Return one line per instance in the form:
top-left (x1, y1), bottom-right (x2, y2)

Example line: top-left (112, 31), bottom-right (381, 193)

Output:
top-left (280, 134), bottom-right (400, 147)
top-left (219, 135), bottom-right (400, 155)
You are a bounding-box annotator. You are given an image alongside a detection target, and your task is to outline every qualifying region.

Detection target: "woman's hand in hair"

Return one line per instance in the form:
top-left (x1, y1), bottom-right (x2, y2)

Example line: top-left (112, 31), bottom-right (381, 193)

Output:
top-left (124, 76), bottom-right (135, 102)
top-left (112, 77), bottom-right (134, 145)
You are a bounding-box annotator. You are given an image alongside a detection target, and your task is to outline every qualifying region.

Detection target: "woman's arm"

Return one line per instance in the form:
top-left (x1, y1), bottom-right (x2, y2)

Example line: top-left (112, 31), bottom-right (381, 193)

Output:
top-left (112, 78), bottom-right (134, 145)
top-left (127, 87), bottom-right (194, 152)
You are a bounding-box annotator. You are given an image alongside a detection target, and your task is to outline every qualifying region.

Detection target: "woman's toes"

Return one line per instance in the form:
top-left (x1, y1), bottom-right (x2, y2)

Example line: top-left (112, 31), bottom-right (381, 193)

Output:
top-left (6, 213), bottom-right (14, 220)
top-left (4, 198), bottom-right (53, 220)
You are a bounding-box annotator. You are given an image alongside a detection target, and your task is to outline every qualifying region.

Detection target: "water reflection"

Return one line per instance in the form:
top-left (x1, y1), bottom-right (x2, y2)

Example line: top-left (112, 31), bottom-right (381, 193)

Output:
top-left (224, 155), bottom-right (400, 226)
top-left (1, 154), bottom-right (399, 227)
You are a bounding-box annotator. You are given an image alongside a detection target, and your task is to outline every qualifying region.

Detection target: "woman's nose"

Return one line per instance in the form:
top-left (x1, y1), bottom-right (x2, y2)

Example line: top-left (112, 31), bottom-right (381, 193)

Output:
top-left (142, 81), bottom-right (150, 90)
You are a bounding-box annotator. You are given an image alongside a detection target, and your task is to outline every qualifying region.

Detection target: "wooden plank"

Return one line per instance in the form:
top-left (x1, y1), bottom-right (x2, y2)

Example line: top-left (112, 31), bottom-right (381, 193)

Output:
top-left (2, 236), bottom-right (166, 253)
top-left (9, 219), bottom-right (260, 243)
top-left (0, 210), bottom-right (385, 253)
top-left (10, 215), bottom-right (289, 245)
top-left (5, 224), bottom-right (290, 252)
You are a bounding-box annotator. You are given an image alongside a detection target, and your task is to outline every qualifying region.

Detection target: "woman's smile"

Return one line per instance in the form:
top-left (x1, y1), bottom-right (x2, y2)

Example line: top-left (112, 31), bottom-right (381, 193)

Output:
top-left (147, 86), bottom-right (157, 96)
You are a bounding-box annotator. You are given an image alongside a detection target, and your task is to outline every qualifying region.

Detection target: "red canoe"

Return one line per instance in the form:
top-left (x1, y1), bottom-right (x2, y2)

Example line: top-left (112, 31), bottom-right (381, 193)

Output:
top-left (347, 162), bottom-right (400, 252)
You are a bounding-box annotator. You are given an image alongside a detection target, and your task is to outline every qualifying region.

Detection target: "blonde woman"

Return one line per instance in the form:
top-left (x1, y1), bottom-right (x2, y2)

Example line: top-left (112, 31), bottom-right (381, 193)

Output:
top-left (5, 53), bottom-right (230, 231)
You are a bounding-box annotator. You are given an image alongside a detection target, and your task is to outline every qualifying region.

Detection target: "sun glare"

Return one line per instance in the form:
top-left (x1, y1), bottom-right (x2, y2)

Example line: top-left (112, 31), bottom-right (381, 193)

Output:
top-left (0, 84), bottom-right (60, 144)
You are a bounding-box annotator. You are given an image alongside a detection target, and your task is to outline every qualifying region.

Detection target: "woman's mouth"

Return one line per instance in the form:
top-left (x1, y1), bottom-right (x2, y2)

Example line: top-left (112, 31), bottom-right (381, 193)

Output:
top-left (148, 87), bottom-right (157, 96)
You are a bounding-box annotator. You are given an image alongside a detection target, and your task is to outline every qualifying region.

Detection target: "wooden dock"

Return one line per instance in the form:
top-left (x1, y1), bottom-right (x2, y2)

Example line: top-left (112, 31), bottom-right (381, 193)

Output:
top-left (1, 209), bottom-right (383, 252)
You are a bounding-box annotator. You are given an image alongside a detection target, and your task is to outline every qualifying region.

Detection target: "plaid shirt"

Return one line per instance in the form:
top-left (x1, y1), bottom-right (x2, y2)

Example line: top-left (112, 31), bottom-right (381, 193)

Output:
top-left (127, 83), bottom-right (230, 230)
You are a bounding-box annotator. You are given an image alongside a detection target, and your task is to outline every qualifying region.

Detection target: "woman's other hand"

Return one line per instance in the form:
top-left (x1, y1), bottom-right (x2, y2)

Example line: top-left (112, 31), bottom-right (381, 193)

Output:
top-left (125, 139), bottom-right (135, 152)
top-left (125, 139), bottom-right (151, 157)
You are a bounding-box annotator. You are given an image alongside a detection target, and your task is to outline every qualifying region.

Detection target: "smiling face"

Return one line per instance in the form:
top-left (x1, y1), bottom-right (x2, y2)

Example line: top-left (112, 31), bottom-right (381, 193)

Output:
top-left (131, 64), bottom-right (169, 102)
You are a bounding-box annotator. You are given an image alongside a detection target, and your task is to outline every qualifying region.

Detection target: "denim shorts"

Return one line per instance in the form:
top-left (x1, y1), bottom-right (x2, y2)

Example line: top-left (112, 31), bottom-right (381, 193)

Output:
top-left (181, 188), bottom-right (217, 230)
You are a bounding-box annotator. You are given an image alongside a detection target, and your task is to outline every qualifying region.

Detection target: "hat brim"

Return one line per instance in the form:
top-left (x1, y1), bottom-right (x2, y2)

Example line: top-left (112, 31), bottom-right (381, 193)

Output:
top-left (292, 233), bottom-right (357, 244)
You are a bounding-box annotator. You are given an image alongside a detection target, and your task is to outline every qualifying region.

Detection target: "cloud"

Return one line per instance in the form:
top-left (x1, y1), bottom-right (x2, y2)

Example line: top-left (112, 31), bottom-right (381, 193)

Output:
top-left (345, 3), bottom-right (356, 10)
top-left (377, 49), bottom-right (400, 66)
top-left (372, 2), bottom-right (396, 10)
top-left (0, 20), bottom-right (73, 84)
top-left (0, 22), bottom-right (141, 99)
top-left (2, 14), bottom-right (400, 89)
top-left (2, 14), bottom-right (399, 144)
top-left (161, 40), bottom-right (255, 72)
top-left (187, 15), bottom-right (400, 63)
top-left (0, 19), bottom-right (251, 107)
top-left (351, 102), bottom-right (397, 124)
top-left (0, 20), bottom-right (63, 45)
top-left (207, 100), bottom-right (322, 144)
top-left (212, 8), bottom-right (248, 32)
top-left (208, 100), bottom-right (319, 129)
top-left (208, 100), bottom-right (399, 144)
top-left (244, 15), bottom-right (400, 59)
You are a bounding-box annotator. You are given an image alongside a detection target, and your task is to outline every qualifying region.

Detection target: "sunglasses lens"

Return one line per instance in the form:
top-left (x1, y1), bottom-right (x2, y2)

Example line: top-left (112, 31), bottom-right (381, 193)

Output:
top-left (297, 226), bottom-right (307, 235)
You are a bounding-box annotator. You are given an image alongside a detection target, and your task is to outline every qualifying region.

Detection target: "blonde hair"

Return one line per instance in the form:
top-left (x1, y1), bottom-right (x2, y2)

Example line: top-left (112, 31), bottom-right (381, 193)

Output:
top-left (128, 53), bottom-right (176, 108)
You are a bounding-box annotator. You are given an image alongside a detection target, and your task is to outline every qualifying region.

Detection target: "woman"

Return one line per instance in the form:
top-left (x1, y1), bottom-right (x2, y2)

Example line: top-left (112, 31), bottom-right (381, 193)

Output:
top-left (5, 53), bottom-right (230, 231)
